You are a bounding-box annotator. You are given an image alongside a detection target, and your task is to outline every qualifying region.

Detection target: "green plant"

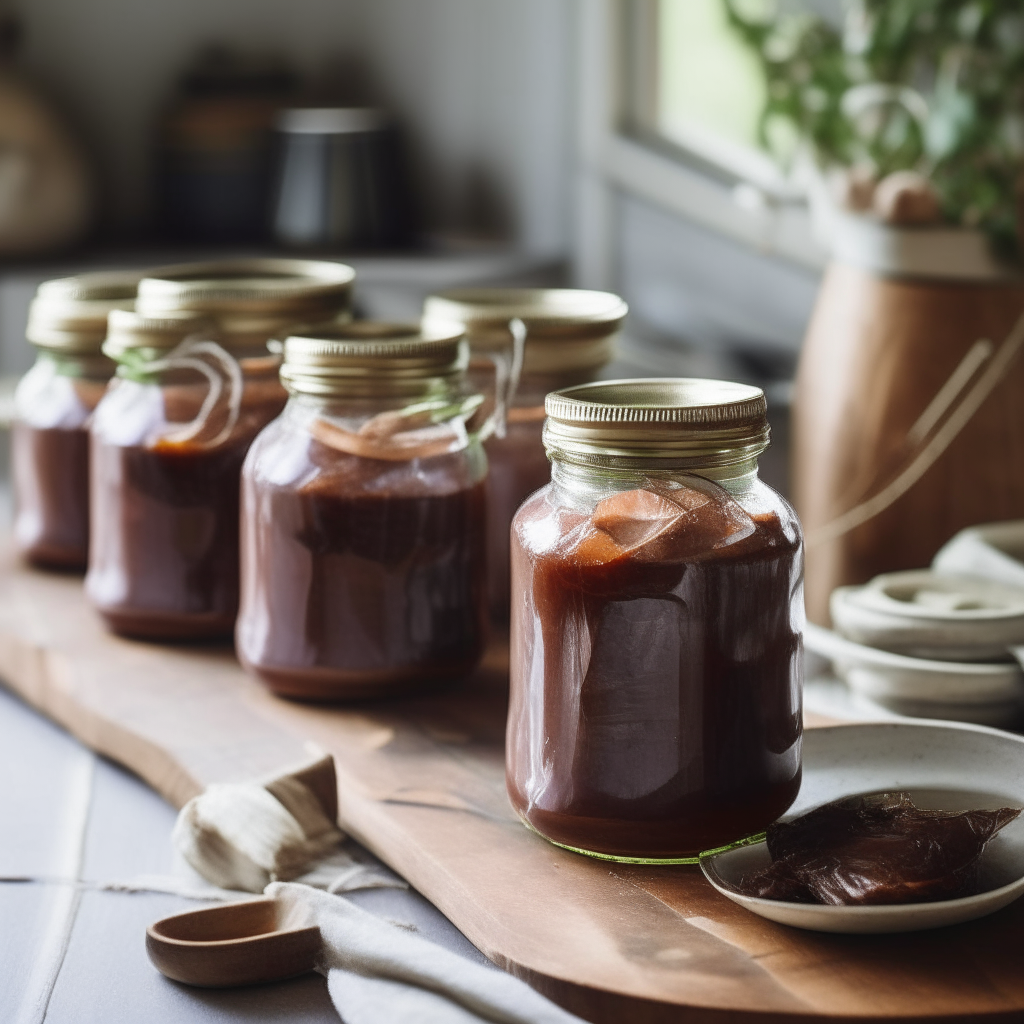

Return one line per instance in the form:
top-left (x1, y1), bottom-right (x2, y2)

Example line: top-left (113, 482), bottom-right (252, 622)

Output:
top-left (725, 0), bottom-right (1024, 254)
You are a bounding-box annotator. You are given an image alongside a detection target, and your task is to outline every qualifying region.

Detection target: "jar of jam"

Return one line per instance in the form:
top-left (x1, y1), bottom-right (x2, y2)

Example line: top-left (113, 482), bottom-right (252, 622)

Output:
top-left (86, 259), bottom-right (354, 639)
top-left (423, 289), bottom-right (626, 621)
top-left (507, 379), bottom-right (803, 862)
top-left (13, 272), bottom-right (139, 569)
top-left (237, 321), bottom-right (493, 700)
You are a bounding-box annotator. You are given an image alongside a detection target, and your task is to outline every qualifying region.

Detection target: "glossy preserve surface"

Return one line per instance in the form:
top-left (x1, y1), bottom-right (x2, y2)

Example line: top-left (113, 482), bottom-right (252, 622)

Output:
top-left (237, 405), bottom-right (488, 699)
top-left (738, 792), bottom-right (1022, 905)
top-left (87, 370), bottom-right (285, 639)
top-left (13, 362), bottom-right (108, 570)
top-left (508, 474), bottom-right (803, 859)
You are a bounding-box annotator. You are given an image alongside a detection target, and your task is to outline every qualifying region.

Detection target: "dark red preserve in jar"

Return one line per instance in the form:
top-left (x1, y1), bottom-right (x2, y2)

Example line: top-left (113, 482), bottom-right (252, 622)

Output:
top-left (507, 379), bottom-right (803, 862)
top-left (237, 321), bottom-right (491, 699)
top-left (13, 272), bottom-right (139, 569)
top-left (424, 289), bottom-right (627, 623)
top-left (85, 259), bottom-right (354, 639)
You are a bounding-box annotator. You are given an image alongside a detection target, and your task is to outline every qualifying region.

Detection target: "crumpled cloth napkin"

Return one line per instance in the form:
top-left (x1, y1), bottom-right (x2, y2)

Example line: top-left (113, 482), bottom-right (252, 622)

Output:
top-left (267, 882), bottom-right (584, 1024)
top-left (173, 751), bottom-right (403, 894)
top-left (172, 752), bottom-right (586, 1024)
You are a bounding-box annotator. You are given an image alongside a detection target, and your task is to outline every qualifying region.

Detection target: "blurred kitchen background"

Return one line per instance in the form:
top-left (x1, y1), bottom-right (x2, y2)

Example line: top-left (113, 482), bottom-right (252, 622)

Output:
top-left (0, 0), bottom-right (825, 494)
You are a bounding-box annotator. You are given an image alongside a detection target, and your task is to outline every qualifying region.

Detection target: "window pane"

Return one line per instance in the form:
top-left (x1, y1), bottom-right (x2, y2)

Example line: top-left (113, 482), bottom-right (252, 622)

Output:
top-left (656, 0), bottom-right (766, 156)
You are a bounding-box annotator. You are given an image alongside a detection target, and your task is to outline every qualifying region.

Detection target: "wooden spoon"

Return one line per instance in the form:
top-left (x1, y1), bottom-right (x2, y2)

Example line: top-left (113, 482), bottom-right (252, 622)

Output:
top-left (146, 897), bottom-right (320, 988)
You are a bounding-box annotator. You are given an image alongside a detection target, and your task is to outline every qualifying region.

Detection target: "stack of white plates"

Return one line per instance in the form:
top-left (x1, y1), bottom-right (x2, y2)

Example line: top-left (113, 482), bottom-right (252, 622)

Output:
top-left (806, 522), bottom-right (1024, 727)
top-left (806, 621), bottom-right (1024, 726)
top-left (831, 570), bottom-right (1024, 661)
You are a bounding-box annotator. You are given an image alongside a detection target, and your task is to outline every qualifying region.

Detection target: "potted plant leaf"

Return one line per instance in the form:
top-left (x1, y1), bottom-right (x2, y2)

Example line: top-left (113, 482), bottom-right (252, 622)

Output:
top-left (726, 0), bottom-right (1024, 622)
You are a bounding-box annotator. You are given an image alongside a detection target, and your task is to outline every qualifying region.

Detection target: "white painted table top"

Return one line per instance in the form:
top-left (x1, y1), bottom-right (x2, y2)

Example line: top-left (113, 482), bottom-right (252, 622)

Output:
top-left (0, 684), bottom-right (492, 1024)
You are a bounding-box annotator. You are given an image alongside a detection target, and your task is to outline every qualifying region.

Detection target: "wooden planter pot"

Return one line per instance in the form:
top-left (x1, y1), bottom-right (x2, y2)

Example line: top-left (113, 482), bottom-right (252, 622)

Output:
top-left (794, 256), bottom-right (1024, 624)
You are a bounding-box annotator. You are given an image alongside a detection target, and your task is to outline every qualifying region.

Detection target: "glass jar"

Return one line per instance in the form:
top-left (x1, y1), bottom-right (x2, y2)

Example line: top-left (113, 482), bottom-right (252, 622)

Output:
top-left (423, 289), bottom-right (627, 622)
top-left (237, 321), bottom-right (494, 700)
top-left (13, 272), bottom-right (139, 569)
top-left (85, 258), bottom-right (354, 639)
top-left (507, 379), bottom-right (804, 863)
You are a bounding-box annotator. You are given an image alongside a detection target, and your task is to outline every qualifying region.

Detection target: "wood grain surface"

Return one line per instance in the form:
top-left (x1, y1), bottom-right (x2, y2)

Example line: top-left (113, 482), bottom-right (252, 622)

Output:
top-left (793, 263), bottom-right (1024, 624)
top-left (2, 547), bottom-right (1024, 1022)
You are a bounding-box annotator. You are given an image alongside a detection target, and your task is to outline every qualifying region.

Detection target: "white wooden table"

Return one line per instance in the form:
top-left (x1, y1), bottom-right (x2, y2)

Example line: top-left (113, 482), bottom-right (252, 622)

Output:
top-left (0, 683), bottom-right (493, 1024)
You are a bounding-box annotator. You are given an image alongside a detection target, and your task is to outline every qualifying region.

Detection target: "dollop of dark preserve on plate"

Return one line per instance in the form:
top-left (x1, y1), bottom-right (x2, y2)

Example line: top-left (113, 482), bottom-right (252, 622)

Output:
top-left (738, 792), bottom-right (1020, 905)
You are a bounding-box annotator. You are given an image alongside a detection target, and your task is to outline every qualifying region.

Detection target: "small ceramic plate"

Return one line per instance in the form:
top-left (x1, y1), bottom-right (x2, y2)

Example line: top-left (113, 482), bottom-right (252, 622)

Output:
top-left (701, 721), bottom-right (1024, 933)
top-left (804, 675), bottom-right (906, 724)
top-left (830, 570), bottom-right (1024, 661)
top-left (805, 622), bottom-right (1024, 726)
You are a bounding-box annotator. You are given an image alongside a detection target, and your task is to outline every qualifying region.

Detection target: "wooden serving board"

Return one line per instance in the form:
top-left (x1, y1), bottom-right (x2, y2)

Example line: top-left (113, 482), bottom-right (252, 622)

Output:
top-left (3, 547), bottom-right (1024, 1023)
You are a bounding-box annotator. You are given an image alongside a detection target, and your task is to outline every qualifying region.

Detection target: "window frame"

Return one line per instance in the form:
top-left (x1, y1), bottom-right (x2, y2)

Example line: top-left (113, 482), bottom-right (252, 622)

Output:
top-left (573, 0), bottom-right (826, 291)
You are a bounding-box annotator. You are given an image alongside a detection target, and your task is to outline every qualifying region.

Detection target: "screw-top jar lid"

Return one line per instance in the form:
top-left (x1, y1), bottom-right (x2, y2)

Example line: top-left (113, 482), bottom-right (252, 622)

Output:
top-left (543, 378), bottom-right (770, 469)
top-left (423, 288), bottom-right (626, 376)
top-left (103, 309), bottom-right (214, 360)
top-left (27, 271), bottom-right (141, 354)
top-left (280, 320), bottom-right (468, 398)
top-left (136, 258), bottom-right (355, 350)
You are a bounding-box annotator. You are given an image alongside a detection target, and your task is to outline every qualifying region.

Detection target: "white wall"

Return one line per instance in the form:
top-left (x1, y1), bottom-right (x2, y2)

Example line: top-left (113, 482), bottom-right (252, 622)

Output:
top-left (620, 193), bottom-right (818, 357)
top-left (355, 1), bottom-right (573, 256)
top-left (14, 0), bottom-right (573, 255)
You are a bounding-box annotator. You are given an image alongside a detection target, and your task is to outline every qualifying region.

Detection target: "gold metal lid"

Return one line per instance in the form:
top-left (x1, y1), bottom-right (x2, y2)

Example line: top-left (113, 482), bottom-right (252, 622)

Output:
top-left (27, 271), bottom-right (141, 354)
top-left (135, 258), bottom-right (355, 350)
top-left (103, 309), bottom-right (214, 360)
top-left (423, 288), bottom-right (626, 375)
top-left (280, 320), bottom-right (469, 398)
top-left (543, 378), bottom-right (770, 469)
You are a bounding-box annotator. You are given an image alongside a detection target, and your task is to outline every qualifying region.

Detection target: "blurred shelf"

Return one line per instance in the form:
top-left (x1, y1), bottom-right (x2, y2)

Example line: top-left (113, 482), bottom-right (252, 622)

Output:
top-left (0, 244), bottom-right (566, 378)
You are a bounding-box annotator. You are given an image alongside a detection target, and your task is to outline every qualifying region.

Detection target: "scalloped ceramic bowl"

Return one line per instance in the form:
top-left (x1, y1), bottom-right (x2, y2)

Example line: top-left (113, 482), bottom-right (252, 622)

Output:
top-left (700, 721), bottom-right (1024, 933)
top-left (804, 622), bottom-right (1024, 727)
top-left (830, 570), bottom-right (1024, 661)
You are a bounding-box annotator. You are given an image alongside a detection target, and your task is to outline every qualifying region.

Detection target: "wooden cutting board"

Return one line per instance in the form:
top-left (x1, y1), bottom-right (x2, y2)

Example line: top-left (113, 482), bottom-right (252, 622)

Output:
top-left (2, 547), bottom-right (1024, 1023)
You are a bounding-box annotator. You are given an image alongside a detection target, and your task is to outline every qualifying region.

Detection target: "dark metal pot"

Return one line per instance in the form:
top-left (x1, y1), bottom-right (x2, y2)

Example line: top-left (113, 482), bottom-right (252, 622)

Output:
top-left (271, 108), bottom-right (414, 251)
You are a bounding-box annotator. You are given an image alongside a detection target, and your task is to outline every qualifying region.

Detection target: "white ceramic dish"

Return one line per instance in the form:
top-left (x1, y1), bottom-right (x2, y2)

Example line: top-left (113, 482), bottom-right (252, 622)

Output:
top-left (830, 570), bottom-right (1024, 661)
top-left (804, 675), bottom-right (906, 724)
top-left (933, 521), bottom-right (1024, 590)
top-left (805, 622), bottom-right (1024, 726)
top-left (701, 721), bottom-right (1024, 933)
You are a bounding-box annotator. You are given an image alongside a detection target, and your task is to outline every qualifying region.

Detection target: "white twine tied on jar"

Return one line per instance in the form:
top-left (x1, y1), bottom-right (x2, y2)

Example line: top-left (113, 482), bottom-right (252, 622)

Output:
top-left (311, 318), bottom-right (526, 461)
top-left (142, 335), bottom-right (244, 448)
top-left (806, 307), bottom-right (1024, 549)
top-left (480, 316), bottom-right (526, 442)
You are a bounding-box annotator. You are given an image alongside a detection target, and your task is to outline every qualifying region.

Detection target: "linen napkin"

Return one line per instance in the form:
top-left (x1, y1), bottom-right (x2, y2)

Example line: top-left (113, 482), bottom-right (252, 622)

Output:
top-left (172, 751), bottom-right (404, 894)
top-left (266, 882), bottom-right (585, 1024)
top-left (171, 753), bottom-right (588, 1024)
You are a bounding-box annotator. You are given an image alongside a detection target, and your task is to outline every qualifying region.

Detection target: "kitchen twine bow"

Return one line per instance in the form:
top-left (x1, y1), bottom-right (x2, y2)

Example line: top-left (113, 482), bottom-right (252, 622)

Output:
top-left (481, 316), bottom-right (526, 442)
top-left (112, 334), bottom-right (243, 448)
top-left (306, 317), bottom-right (526, 462)
top-left (805, 307), bottom-right (1024, 549)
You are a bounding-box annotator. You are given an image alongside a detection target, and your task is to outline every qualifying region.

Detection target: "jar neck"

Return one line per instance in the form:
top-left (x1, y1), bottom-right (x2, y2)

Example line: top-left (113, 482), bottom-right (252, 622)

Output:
top-left (285, 382), bottom-right (485, 439)
top-left (286, 385), bottom-right (489, 462)
top-left (36, 349), bottom-right (114, 381)
top-left (550, 456), bottom-right (760, 500)
top-left (287, 377), bottom-right (470, 413)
